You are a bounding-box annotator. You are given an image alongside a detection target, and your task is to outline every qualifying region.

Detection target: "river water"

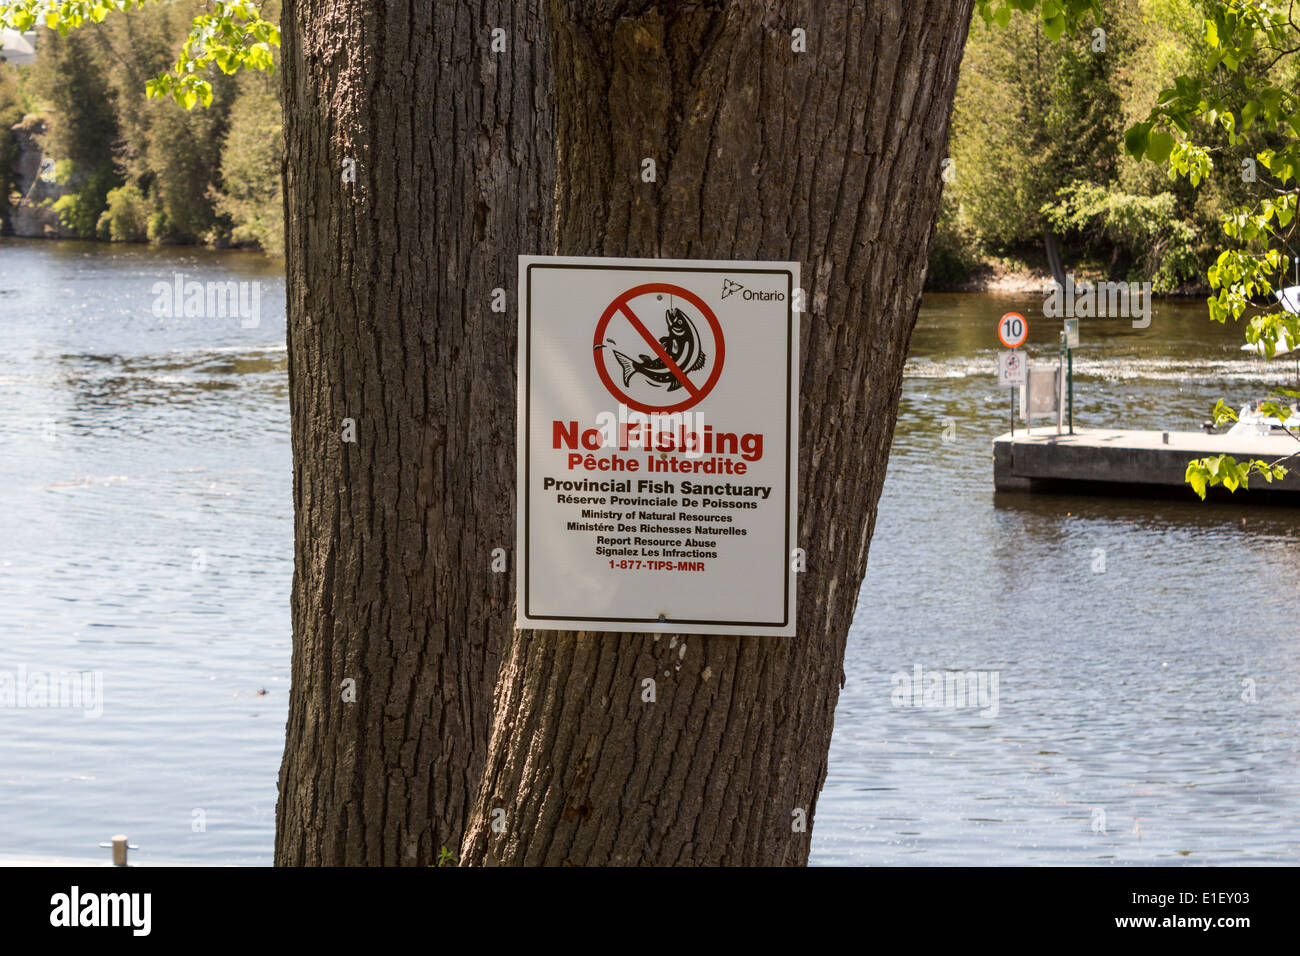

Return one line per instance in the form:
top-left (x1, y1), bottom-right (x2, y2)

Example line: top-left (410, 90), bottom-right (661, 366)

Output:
top-left (1, 239), bottom-right (1296, 865)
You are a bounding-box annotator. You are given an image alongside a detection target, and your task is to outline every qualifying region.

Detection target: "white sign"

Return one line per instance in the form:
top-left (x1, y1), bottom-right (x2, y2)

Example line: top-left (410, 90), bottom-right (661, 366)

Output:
top-left (997, 350), bottom-right (1027, 387)
top-left (997, 311), bottom-right (1028, 349)
top-left (1022, 365), bottom-right (1061, 420)
top-left (1063, 318), bottom-right (1079, 348)
top-left (517, 255), bottom-right (800, 635)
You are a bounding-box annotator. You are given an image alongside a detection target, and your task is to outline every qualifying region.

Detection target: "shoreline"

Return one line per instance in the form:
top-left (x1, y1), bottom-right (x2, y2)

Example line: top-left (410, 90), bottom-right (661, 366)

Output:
top-left (0, 231), bottom-right (281, 258)
top-left (925, 261), bottom-right (1211, 297)
top-left (2, 234), bottom-right (1209, 294)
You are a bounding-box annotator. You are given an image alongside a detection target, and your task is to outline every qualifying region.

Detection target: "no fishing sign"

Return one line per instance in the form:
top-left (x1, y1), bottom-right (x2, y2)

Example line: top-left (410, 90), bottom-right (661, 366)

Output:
top-left (517, 255), bottom-right (800, 635)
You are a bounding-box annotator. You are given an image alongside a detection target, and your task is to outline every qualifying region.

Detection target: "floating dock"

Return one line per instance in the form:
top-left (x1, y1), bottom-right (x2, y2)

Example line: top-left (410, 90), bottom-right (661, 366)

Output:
top-left (993, 427), bottom-right (1300, 499)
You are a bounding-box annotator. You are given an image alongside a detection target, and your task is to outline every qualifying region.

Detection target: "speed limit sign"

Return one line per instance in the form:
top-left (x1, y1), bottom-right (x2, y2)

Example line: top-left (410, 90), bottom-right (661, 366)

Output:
top-left (997, 311), bottom-right (1028, 349)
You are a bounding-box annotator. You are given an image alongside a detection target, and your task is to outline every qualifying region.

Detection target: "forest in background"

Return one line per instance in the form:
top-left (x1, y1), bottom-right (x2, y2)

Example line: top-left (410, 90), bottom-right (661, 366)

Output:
top-left (936, 0), bottom-right (1295, 292)
top-left (0, 0), bottom-right (1290, 286)
top-left (0, 0), bottom-right (281, 254)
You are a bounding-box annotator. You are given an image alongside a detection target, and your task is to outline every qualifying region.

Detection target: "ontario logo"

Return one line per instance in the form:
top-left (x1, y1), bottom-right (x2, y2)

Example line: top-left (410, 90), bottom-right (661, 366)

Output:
top-left (721, 278), bottom-right (785, 302)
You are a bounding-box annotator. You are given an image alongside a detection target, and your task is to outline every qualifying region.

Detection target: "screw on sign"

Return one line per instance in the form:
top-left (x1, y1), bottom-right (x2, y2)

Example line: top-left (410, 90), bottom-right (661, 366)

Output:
top-left (592, 282), bottom-right (725, 415)
top-left (997, 311), bottom-right (1028, 349)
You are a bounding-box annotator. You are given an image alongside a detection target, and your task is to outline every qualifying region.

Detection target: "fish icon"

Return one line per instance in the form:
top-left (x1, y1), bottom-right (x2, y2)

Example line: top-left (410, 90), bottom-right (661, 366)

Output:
top-left (611, 307), bottom-right (707, 392)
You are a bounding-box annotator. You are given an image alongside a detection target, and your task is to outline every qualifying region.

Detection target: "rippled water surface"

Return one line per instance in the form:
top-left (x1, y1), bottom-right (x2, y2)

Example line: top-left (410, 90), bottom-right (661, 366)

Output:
top-left (1, 241), bottom-right (1296, 865)
top-left (1, 240), bottom-right (289, 864)
top-left (815, 293), bottom-right (1300, 865)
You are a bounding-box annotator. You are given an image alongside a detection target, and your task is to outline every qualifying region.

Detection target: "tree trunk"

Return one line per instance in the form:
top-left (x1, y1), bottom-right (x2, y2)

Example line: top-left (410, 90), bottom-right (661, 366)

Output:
top-left (461, 0), bottom-right (973, 865)
top-left (275, 0), bottom-right (553, 865)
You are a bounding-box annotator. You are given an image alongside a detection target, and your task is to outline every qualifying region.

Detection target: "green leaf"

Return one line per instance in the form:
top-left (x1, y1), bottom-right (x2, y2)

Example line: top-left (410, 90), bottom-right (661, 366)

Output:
top-left (1211, 398), bottom-right (1239, 425)
top-left (1146, 130), bottom-right (1175, 165)
top-left (1278, 199), bottom-right (1295, 228)
top-left (1241, 100), bottom-right (1260, 129)
top-left (1125, 122), bottom-right (1151, 160)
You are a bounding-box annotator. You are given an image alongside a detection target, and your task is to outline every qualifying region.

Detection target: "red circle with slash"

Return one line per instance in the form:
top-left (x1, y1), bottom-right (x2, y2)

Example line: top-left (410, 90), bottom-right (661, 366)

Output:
top-left (593, 282), bottom-right (725, 414)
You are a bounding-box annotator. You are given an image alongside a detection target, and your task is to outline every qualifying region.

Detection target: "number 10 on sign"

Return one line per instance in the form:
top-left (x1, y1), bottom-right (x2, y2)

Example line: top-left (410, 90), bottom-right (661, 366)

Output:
top-left (997, 311), bottom-right (1028, 349)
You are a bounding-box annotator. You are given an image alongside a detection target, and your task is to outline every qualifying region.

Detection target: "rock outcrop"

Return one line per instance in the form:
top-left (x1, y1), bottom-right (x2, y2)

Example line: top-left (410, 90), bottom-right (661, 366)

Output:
top-left (5, 115), bottom-right (74, 238)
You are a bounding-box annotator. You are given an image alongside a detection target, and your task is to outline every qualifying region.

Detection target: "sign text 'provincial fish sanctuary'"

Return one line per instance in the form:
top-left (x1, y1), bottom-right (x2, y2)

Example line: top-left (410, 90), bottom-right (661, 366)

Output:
top-left (517, 256), bottom-right (800, 635)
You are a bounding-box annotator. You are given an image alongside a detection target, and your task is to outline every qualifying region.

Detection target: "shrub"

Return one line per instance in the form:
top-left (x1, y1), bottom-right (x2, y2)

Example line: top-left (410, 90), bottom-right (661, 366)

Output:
top-left (97, 181), bottom-right (153, 241)
top-left (146, 210), bottom-right (170, 243)
top-left (1040, 181), bottom-right (1200, 292)
top-left (49, 160), bottom-right (118, 238)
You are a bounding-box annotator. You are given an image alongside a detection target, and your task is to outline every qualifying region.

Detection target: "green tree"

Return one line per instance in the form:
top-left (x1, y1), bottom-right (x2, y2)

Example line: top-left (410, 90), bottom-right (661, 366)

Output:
top-left (0, 65), bottom-right (26, 221)
top-left (97, 180), bottom-right (150, 240)
top-left (951, 0), bottom-right (1127, 252)
top-left (143, 74), bottom-right (233, 241)
top-left (1138, 0), bottom-right (1300, 493)
top-left (0, 0), bottom-right (277, 106)
top-left (212, 72), bottom-right (281, 254)
top-left (24, 24), bottom-right (120, 236)
top-left (4, 0), bottom-right (278, 242)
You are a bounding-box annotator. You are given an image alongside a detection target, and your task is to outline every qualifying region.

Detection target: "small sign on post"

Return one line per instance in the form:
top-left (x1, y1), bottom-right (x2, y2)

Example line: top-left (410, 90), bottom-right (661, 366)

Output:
top-left (997, 350), bottom-right (1027, 388)
top-left (996, 313), bottom-right (1028, 436)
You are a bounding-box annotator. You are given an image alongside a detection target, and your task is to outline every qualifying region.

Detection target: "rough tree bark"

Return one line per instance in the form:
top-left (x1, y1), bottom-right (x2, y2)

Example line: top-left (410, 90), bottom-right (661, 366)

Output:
top-left (275, 0), bottom-right (553, 864)
top-left (460, 0), bottom-right (974, 865)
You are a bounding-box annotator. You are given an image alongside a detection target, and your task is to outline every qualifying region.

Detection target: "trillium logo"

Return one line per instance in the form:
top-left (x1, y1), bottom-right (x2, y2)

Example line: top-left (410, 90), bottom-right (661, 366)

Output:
top-left (721, 278), bottom-right (785, 302)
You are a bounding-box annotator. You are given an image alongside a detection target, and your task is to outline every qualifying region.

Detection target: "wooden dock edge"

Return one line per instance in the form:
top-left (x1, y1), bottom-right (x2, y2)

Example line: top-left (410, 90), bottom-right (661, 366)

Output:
top-left (992, 428), bottom-right (1300, 501)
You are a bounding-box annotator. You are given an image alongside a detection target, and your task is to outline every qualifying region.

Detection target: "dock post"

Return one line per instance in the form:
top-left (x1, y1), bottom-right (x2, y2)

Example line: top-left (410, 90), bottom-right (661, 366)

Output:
top-left (1068, 347), bottom-right (1074, 435)
top-left (100, 834), bottom-right (137, 866)
top-left (1056, 334), bottom-right (1064, 435)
